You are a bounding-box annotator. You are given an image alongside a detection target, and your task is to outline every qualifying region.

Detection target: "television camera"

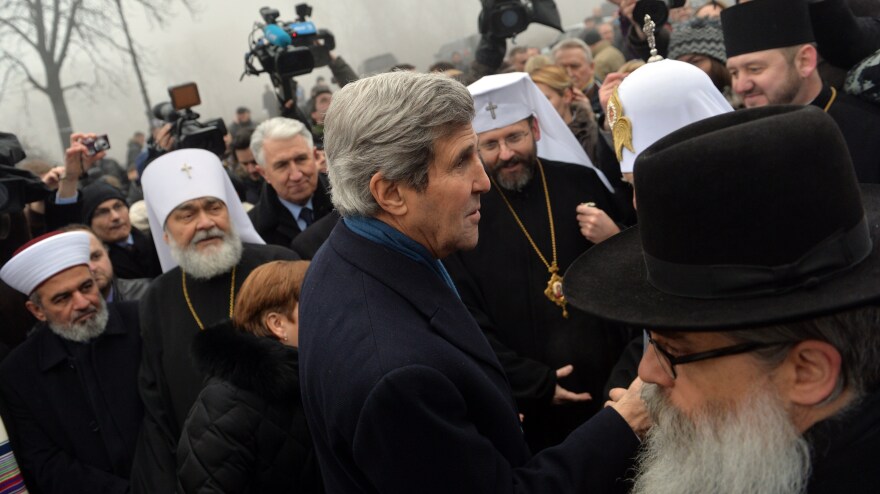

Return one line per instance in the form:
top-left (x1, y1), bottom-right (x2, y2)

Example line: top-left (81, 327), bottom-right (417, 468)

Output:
top-left (151, 82), bottom-right (227, 158)
top-left (242, 4), bottom-right (335, 114)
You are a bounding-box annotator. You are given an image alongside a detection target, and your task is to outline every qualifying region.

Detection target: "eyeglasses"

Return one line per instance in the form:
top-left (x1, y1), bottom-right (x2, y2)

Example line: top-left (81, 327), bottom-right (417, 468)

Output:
top-left (646, 334), bottom-right (793, 380)
top-left (478, 130), bottom-right (530, 153)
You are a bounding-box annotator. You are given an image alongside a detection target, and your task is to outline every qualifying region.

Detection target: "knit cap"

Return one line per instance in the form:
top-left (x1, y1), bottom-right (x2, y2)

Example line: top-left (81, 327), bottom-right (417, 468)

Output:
top-left (668, 17), bottom-right (726, 64)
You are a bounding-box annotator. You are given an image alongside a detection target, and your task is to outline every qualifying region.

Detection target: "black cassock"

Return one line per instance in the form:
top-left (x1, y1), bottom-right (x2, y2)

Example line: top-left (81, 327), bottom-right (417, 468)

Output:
top-left (444, 159), bottom-right (634, 452)
top-left (130, 243), bottom-right (298, 494)
top-left (813, 84), bottom-right (880, 184)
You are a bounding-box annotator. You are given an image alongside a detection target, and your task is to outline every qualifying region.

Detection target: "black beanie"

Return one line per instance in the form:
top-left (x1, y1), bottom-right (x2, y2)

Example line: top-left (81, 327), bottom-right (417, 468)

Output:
top-left (81, 182), bottom-right (127, 225)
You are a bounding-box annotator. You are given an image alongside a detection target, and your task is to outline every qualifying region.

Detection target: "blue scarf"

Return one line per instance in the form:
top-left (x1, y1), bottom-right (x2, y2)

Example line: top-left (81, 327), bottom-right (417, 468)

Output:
top-left (344, 216), bottom-right (460, 298)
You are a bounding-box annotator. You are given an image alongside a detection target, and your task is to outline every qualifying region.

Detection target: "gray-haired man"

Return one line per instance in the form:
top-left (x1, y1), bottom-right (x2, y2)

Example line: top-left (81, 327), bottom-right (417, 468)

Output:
top-left (298, 70), bottom-right (647, 493)
top-left (248, 117), bottom-right (333, 248)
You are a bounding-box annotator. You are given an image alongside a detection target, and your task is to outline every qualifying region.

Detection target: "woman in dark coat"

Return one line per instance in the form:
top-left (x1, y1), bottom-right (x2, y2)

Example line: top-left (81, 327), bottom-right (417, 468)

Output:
top-left (177, 260), bottom-right (322, 494)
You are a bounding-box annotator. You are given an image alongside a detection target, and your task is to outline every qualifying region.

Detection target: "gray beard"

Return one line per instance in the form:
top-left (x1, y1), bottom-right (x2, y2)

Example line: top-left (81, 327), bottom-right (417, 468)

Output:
top-left (48, 297), bottom-right (109, 343)
top-left (632, 383), bottom-right (812, 494)
top-left (169, 226), bottom-right (243, 280)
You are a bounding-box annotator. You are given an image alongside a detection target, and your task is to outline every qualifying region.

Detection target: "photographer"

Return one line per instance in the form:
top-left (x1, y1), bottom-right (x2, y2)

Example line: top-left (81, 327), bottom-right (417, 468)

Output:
top-left (54, 134), bottom-right (163, 280)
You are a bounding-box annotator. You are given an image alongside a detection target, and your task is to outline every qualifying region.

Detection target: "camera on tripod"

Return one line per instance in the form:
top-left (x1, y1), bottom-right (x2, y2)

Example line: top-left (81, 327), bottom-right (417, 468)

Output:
top-left (151, 82), bottom-right (227, 158)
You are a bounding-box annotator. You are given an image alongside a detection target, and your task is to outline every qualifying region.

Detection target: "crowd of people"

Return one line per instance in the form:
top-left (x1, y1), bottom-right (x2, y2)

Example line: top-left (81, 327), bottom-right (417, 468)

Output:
top-left (0, 0), bottom-right (879, 492)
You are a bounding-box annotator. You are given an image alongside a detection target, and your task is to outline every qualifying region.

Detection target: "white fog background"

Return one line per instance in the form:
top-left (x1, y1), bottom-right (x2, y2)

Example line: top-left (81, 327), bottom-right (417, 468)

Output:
top-left (0, 0), bottom-right (608, 164)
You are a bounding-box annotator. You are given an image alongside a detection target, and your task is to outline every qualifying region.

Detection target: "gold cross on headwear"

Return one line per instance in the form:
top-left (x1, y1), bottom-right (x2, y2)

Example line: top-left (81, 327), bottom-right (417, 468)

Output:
top-left (181, 162), bottom-right (193, 179)
top-left (486, 102), bottom-right (498, 119)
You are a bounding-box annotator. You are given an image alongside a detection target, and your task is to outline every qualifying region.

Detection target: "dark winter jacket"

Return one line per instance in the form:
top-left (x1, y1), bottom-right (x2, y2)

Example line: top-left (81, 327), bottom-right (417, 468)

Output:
top-left (176, 322), bottom-right (322, 494)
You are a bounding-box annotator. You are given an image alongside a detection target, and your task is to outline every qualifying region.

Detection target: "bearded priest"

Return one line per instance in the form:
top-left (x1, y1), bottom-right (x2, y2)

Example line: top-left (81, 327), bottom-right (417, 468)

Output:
top-left (129, 149), bottom-right (297, 493)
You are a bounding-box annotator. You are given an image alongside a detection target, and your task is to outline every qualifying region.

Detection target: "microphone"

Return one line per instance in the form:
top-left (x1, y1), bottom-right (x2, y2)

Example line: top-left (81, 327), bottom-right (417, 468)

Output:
top-left (263, 24), bottom-right (291, 47)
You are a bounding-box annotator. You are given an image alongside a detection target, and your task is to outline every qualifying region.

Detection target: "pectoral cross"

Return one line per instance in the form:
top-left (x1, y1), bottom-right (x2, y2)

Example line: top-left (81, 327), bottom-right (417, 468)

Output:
top-left (181, 162), bottom-right (193, 179)
top-left (486, 101), bottom-right (498, 120)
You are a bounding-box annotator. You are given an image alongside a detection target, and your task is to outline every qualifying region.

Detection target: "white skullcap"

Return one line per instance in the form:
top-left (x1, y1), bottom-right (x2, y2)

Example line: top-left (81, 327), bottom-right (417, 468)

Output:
top-left (141, 148), bottom-right (265, 272)
top-left (612, 59), bottom-right (734, 174)
top-left (469, 72), bottom-right (614, 192)
top-left (1, 231), bottom-right (90, 295)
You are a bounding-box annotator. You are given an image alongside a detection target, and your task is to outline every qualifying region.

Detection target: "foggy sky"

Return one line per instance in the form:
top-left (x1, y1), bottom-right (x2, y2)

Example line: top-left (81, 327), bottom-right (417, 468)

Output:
top-left (0, 0), bottom-right (607, 164)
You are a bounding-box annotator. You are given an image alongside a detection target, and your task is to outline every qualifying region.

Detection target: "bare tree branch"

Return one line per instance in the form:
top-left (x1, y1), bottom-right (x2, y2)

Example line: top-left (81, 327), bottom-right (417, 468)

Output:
top-left (56, 0), bottom-right (84, 66)
top-left (0, 19), bottom-right (40, 51)
top-left (0, 52), bottom-right (48, 93)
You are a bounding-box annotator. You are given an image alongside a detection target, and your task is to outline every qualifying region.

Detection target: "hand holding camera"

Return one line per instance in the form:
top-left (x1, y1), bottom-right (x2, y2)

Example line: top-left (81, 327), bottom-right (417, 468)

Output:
top-left (60, 132), bottom-right (109, 198)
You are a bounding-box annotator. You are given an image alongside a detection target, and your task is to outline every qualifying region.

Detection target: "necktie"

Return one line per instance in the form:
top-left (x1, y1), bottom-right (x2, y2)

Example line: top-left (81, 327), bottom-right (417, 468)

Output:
top-left (300, 207), bottom-right (314, 228)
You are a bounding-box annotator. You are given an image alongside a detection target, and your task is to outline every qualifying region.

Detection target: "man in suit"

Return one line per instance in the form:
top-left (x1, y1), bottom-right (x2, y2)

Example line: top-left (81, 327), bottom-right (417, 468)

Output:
top-left (248, 117), bottom-right (333, 248)
top-left (298, 70), bottom-right (647, 493)
top-left (0, 230), bottom-right (142, 493)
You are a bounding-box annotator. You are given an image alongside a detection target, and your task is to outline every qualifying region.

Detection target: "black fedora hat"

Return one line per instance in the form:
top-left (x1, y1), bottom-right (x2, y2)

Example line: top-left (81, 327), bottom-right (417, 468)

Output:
top-left (563, 105), bottom-right (880, 331)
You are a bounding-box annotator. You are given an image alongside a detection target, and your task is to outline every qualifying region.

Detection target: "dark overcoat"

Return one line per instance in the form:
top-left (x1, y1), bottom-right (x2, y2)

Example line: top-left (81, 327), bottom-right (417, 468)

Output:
top-left (299, 222), bottom-right (639, 494)
top-left (248, 174), bottom-right (334, 248)
top-left (0, 301), bottom-right (142, 494)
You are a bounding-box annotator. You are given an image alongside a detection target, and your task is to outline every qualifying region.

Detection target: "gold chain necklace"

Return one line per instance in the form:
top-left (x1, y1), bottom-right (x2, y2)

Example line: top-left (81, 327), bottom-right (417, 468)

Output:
top-left (490, 158), bottom-right (568, 318)
top-left (182, 265), bottom-right (236, 330)
top-left (823, 87), bottom-right (837, 113)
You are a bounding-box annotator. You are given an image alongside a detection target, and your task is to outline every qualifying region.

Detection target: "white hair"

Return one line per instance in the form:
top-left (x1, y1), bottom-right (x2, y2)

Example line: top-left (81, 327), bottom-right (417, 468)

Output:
top-left (552, 37), bottom-right (594, 64)
top-left (324, 71), bottom-right (475, 217)
top-left (250, 117), bottom-right (314, 167)
top-left (168, 225), bottom-right (243, 280)
top-left (633, 383), bottom-right (811, 494)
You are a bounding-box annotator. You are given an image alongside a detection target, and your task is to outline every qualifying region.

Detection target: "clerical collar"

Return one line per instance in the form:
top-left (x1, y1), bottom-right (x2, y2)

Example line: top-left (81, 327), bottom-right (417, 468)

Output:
top-left (343, 215), bottom-right (460, 298)
top-left (811, 84), bottom-right (838, 113)
top-left (278, 196), bottom-right (314, 231)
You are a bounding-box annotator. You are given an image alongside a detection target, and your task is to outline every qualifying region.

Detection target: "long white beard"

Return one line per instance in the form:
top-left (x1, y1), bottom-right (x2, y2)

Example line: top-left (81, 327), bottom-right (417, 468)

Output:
top-left (48, 297), bottom-right (109, 343)
top-left (169, 226), bottom-right (243, 280)
top-left (632, 383), bottom-right (812, 494)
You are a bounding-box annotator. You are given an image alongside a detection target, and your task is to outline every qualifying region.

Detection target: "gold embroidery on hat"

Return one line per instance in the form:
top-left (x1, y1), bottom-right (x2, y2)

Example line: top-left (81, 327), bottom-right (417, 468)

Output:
top-left (609, 89), bottom-right (634, 162)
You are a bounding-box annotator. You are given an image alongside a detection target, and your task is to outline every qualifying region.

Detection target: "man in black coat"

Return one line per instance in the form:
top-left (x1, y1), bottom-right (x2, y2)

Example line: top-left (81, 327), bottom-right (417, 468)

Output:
top-left (0, 230), bottom-right (143, 493)
top-left (300, 70), bottom-right (647, 494)
top-left (722, 0), bottom-right (880, 183)
top-left (131, 148), bottom-right (297, 494)
top-left (248, 118), bottom-right (334, 248)
top-left (565, 105), bottom-right (880, 494)
top-left (42, 133), bottom-right (162, 279)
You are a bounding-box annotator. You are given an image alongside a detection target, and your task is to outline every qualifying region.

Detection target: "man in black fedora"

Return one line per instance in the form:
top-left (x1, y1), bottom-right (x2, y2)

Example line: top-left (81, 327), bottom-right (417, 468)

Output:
top-left (566, 105), bottom-right (880, 494)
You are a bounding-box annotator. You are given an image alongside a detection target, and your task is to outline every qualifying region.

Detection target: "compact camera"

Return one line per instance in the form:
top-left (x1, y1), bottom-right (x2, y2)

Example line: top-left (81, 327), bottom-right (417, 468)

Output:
top-left (83, 135), bottom-right (111, 157)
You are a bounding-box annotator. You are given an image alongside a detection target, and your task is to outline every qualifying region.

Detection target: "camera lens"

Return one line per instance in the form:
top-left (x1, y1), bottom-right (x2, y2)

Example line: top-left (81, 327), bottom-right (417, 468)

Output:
top-left (500, 10), bottom-right (520, 28)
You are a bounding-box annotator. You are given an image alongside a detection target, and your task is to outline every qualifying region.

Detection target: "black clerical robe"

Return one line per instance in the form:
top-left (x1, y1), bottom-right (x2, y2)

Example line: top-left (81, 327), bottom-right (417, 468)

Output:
top-left (0, 301), bottom-right (142, 494)
top-left (130, 243), bottom-right (298, 494)
top-left (812, 85), bottom-right (880, 184)
top-left (444, 159), bottom-right (634, 452)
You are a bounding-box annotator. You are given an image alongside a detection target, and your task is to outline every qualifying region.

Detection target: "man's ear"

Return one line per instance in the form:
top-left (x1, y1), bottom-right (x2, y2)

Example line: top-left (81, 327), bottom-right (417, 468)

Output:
top-left (779, 340), bottom-right (842, 407)
top-left (531, 116), bottom-right (542, 142)
top-left (369, 172), bottom-right (408, 217)
top-left (794, 44), bottom-right (818, 78)
top-left (163, 230), bottom-right (170, 246)
top-left (25, 298), bottom-right (47, 322)
top-left (257, 165), bottom-right (267, 180)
